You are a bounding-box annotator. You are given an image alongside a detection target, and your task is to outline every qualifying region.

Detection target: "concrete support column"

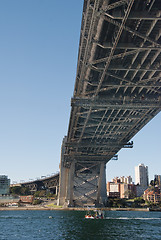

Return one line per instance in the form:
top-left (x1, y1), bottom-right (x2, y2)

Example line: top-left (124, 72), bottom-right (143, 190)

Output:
top-left (57, 137), bottom-right (68, 206)
top-left (57, 162), bottom-right (69, 206)
top-left (55, 186), bottom-right (58, 196)
top-left (66, 161), bottom-right (75, 207)
top-left (97, 162), bottom-right (107, 206)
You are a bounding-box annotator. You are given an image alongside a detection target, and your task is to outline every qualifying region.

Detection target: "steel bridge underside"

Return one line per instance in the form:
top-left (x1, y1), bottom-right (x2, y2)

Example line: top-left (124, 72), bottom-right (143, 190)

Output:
top-left (21, 174), bottom-right (59, 194)
top-left (58, 0), bottom-right (161, 207)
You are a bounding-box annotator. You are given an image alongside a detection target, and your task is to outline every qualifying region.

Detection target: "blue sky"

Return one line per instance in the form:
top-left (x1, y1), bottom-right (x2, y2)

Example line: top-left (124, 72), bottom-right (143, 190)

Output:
top-left (0, 1), bottom-right (161, 184)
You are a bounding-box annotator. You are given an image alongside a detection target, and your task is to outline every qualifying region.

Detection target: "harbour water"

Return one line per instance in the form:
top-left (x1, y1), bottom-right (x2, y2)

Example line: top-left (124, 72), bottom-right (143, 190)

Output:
top-left (0, 210), bottom-right (161, 240)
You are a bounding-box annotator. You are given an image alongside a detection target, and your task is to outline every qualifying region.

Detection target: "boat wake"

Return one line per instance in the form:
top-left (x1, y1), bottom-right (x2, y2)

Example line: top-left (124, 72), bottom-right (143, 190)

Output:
top-left (105, 217), bottom-right (161, 220)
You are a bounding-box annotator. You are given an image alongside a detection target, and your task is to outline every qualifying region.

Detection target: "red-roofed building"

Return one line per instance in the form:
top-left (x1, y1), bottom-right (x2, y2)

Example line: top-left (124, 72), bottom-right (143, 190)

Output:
top-left (20, 195), bottom-right (34, 204)
top-left (143, 188), bottom-right (161, 203)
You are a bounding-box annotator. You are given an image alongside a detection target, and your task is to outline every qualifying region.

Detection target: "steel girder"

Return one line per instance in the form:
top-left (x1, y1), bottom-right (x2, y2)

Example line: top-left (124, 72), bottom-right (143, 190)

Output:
top-left (65, 0), bottom-right (161, 166)
top-left (21, 174), bottom-right (59, 193)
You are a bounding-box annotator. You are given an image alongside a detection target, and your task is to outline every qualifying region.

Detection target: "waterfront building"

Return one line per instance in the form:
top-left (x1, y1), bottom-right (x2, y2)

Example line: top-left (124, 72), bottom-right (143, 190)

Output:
top-left (107, 182), bottom-right (136, 199)
top-left (107, 182), bottom-right (120, 198)
top-left (144, 187), bottom-right (161, 204)
top-left (135, 164), bottom-right (149, 187)
top-left (0, 175), bottom-right (10, 195)
top-left (20, 195), bottom-right (34, 204)
top-left (120, 184), bottom-right (136, 199)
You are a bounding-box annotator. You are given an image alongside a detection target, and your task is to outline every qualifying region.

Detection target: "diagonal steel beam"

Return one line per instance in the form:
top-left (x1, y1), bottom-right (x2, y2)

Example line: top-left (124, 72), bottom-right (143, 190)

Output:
top-left (96, 42), bottom-right (160, 50)
top-left (104, 11), bottom-right (161, 20)
top-left (103, 15), bottom-right (161, 47)
top-left (102, 0), bottom-right (129, 11)
top-left (91, 48), bottom-right (149, 64)
top-left (91, 65), bottom-right (161, 72)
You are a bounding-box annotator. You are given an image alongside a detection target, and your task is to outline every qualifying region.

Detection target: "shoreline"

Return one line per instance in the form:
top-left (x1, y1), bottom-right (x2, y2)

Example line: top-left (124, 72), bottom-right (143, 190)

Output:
top-left (0, 206), bottom-right (150, 211)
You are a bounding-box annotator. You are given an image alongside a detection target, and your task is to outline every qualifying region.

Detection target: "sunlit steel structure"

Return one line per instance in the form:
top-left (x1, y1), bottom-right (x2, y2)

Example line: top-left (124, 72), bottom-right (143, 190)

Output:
top-left (21, 174), bottom-right (59, 195)
top-left (58, 0), bottom-right (161, 207)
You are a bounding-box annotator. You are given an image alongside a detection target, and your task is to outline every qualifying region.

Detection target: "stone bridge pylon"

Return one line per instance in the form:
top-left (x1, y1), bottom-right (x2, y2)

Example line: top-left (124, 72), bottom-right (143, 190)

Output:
top-left (58, 137), bottom-right (107, 207)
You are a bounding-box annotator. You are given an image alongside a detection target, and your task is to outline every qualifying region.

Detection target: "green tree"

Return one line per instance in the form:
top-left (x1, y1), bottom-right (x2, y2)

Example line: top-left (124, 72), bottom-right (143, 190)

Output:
top-left (46, 192), bottom-right (56, 199)
top-left (10, 186), bottom-right (31, 196)
top-left (134, 197), bottom-right (145, 204)
top-left (34, 190), bottom-right (46, 198)
top-left (33, 199), bottom-right (42, 205)
top-left (150, 180), bottom-right (154, 186)
top-left (10, 186), bottom-right (22, 195)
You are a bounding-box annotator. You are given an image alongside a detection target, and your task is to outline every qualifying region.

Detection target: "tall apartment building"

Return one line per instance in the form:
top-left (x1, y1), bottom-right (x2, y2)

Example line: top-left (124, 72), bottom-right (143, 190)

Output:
top-left (0, 175), bottom-right (10, 195)
top-left (135, 163), bottom-right (149, 187)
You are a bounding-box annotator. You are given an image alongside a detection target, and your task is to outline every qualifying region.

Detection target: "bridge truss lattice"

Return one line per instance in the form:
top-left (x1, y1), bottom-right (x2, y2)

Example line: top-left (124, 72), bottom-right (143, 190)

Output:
top-left (59, 0), bottom-right (161, 207)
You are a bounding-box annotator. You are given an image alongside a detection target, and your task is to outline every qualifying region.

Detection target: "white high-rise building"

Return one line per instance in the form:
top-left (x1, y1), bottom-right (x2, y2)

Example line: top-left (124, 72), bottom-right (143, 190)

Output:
top-left (135, 164), bottom-right (149, 187)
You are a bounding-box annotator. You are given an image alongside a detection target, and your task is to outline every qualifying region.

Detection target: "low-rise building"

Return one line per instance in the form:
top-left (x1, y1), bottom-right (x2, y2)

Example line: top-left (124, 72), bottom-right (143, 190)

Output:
top-left (20, 195), bottom-right (34, 204)
top-left (107, 181), bottom-right (136, 199)
top-left (144, 187), bottom-right (161, 204)
top-left (107, 182), bottom-right (120, 198)
top-left (120, 183), bottom-right (136, 198)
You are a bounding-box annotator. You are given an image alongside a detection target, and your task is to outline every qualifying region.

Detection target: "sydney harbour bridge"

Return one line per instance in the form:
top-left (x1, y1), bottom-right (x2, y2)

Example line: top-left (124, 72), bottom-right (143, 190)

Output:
top-left (58, 0), bottom-right (161, 207)
top-left (21, 0), bottom-right (161, 207)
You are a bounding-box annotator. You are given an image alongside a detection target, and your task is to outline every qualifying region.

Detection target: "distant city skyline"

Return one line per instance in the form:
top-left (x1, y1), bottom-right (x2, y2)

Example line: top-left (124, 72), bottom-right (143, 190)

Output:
top-left (0, 1), bottom-right (161, 184)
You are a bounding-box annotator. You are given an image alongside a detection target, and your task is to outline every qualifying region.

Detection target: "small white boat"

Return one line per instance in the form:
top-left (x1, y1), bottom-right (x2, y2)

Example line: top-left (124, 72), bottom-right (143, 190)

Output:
top-left (85, 214), bottom-right (95, 219)
top-left (85, 209), bottom-right (105, 219)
